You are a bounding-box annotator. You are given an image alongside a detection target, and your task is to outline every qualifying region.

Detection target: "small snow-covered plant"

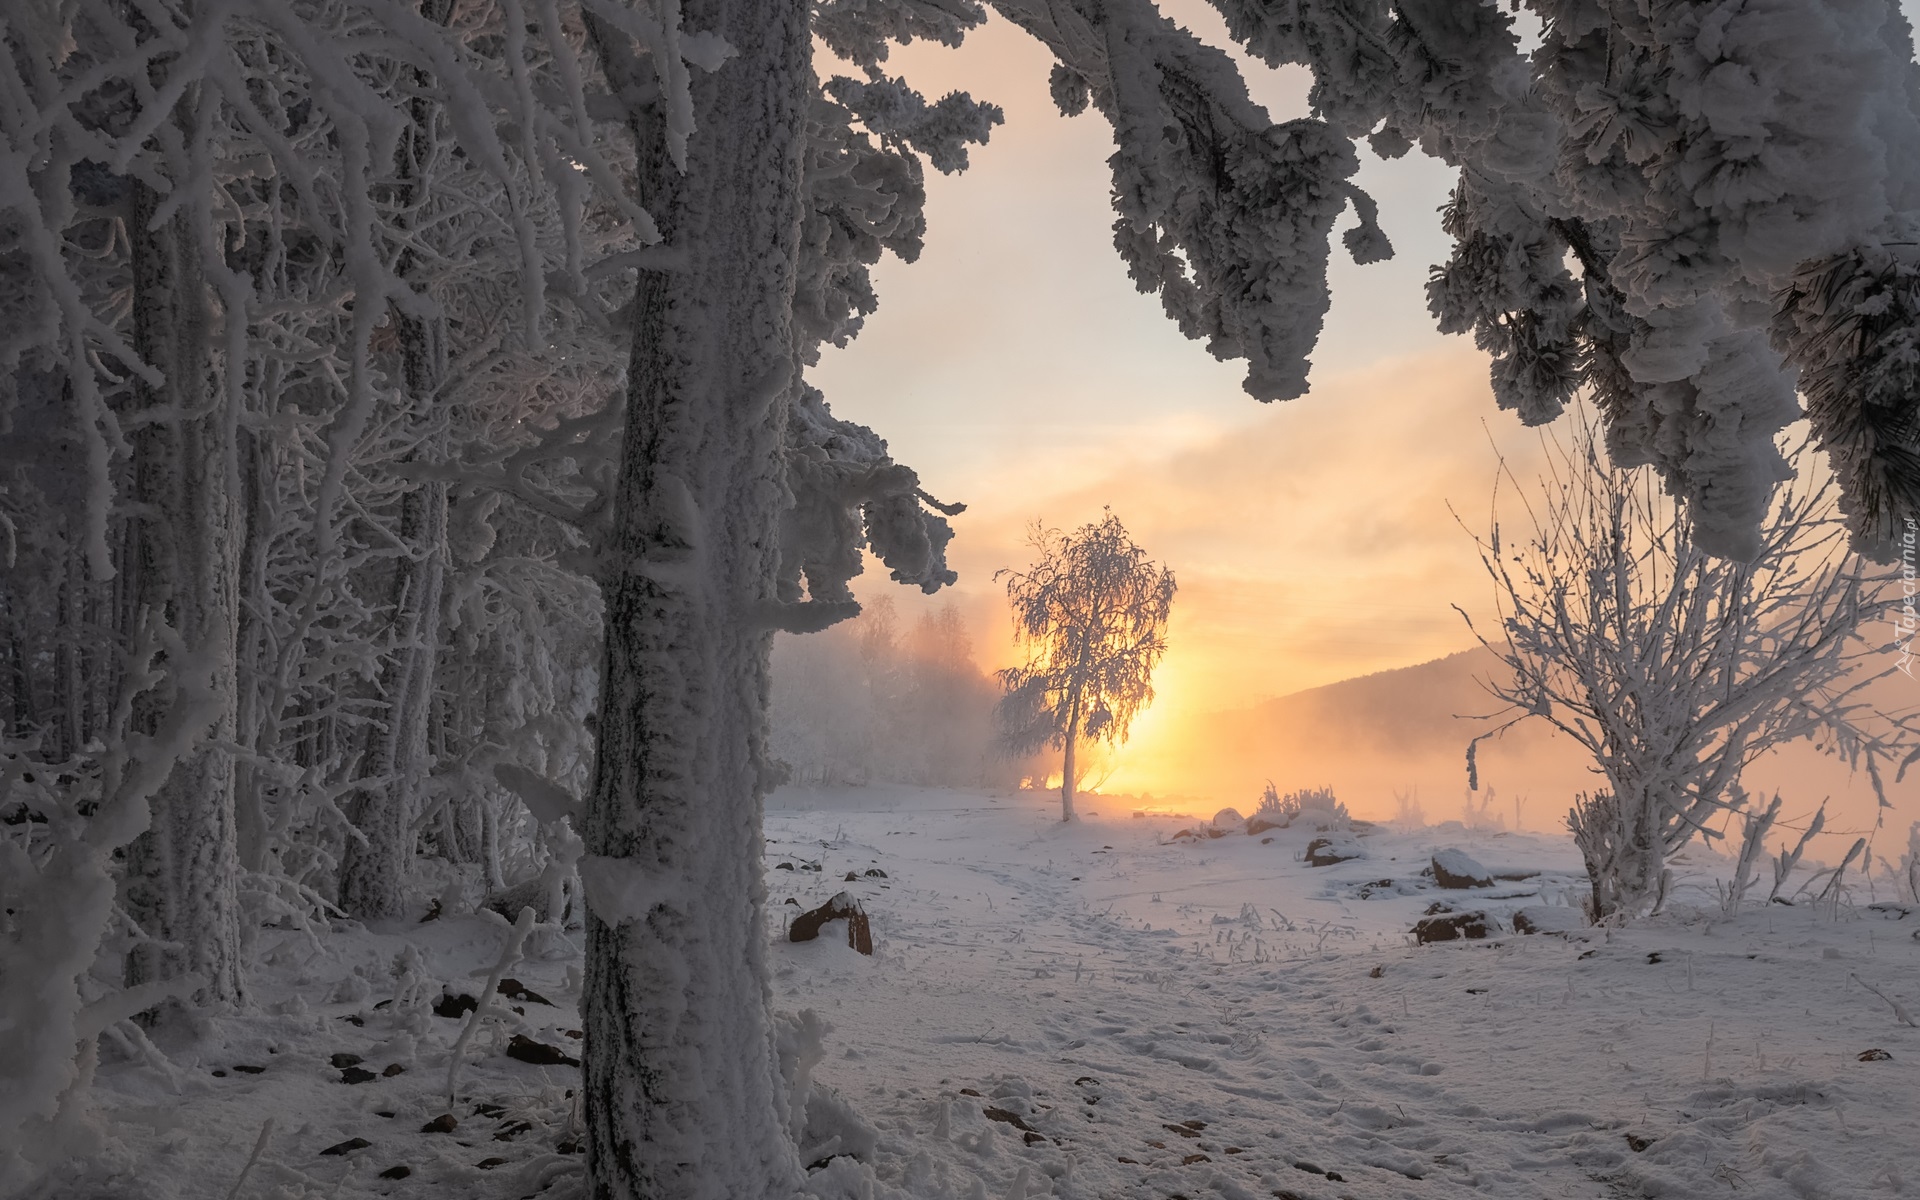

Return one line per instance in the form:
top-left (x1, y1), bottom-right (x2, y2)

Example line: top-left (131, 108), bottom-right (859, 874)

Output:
top-left (1718, 791), bottom-right (1783, 918)
top-left (1391, 786), bottom-right (1425, 830)
top-left (1250, 781), bottom-right (1290, 830)
top-left (1813, 837), bottom-right (1869, 911)
top-left (1901, 823), bottom-right (1920, 906)
top-left (1461, 786), bottom-right (1505, 833)
top-left (1244, 783), bottom-right (1351, 829)
top-left (1293, 787), bottom-right (1350, 831)
top-left (1770, 805), bottom-right (1829, 905)
top-left (1250, 784), bottom-right (1349, 832)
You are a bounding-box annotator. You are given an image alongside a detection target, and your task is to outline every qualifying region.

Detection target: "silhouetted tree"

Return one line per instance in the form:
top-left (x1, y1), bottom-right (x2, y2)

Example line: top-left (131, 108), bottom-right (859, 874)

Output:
top-left (995, 512), bottom-right (1175, 821)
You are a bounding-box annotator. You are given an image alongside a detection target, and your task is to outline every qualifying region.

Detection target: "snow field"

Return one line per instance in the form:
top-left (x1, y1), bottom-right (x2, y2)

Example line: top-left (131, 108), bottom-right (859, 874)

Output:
top-left (31, 784), bottom-right (1919, 1200)
top-left (766, 787), bottom-right (1920, 1200)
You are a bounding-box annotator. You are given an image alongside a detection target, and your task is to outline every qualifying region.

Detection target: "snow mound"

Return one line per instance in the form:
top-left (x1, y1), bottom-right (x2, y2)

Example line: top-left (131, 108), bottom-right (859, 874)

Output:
top-left (1431, 848), bottom-right (1493, 888)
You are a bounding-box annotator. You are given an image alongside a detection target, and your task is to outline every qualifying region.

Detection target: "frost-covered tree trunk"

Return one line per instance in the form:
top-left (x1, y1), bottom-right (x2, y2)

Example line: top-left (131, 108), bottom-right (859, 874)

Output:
top-left (579, 0), bottom-right (811, 1194)
top-left (119, 177), bottom-right (245, 1006)
top-left (1059, 702), bottom-right (1080, 821)
top-left (338, 17), bottom-right (454, 918)
top-left (338, 470), bottom-right (447, 918)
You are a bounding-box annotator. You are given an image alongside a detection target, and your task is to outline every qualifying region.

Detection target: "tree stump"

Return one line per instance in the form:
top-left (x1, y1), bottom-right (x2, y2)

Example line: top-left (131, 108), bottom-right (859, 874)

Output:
top-left (788, 891), bottom-right (873, 955)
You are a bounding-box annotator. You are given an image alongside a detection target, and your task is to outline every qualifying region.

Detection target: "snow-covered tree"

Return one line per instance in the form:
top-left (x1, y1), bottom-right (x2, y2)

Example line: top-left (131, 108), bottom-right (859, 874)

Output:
top-left (7, 0), bottom-right (1920, 1195)
top-left (1459, 416), bottom-right (1920, 922)
top-left (994, 512), bottom-right (1176, 821)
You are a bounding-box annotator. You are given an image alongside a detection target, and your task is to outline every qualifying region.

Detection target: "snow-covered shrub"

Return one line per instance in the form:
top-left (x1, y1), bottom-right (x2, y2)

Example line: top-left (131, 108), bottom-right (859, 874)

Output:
top-left (1249, 783), bottom-right (1350, 833)
top-left (1717, 792), bottom-right (1783, 918)
top-left (1901, 823), bottom-right (1920, 906)
top-left (1468, 418), bottom-right (1918, 921)
top-left (1460, 788), bottom-right (1506, 833)
top-left (1391, 787), bottom-right (1425, 831)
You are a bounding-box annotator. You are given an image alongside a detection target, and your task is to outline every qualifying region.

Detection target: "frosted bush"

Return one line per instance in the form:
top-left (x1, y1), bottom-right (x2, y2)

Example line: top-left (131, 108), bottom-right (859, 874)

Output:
top-left (1899, 823), bottom-right (1920, 907)
top-left (1249, 783), bottom-right (1349, 833)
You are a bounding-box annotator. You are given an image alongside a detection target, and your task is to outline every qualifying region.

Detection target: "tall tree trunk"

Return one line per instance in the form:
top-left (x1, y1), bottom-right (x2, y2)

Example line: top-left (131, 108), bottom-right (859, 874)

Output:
top-left (338, 16), bottom-right (452, 918)
top-left (580, 0), bottom-right (811, 1193)
top-left (338, 474), bottom-right (446, 917)
top-left (120, 176), bottom-right (245, 1006)
top-left (1060, 700), bottom-right (1079, 822)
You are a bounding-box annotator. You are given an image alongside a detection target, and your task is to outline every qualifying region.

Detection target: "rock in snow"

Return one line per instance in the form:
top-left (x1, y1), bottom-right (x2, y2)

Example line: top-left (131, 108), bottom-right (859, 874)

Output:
top-left (1430, 848), bottom-right (1493, 888)
top-left (1512, 906), bottom-right (1586, 936)
top-left (1304, 837), bottom-right (1366, 867)
top-left (1413, 911), bottom-right (1493, 943)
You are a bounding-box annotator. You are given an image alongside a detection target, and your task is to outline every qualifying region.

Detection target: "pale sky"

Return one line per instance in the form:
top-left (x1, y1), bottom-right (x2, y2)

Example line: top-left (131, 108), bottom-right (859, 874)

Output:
top-left (810, 9), bottom-right (1528, 772)
top-left (808, 5), bottom-right (1920, 815)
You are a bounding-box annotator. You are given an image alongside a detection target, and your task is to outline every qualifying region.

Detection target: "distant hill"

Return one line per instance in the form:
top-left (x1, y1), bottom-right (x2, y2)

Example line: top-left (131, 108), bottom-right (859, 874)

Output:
top-left (1150, 647), bottom-right (1590, 824)
top-left (1147, 647), bottom-right (1912, 835)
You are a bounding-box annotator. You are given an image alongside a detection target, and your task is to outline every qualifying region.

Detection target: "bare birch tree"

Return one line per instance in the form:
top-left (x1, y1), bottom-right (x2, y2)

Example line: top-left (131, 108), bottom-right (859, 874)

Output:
top-left (1460, 417), bottom-right (1920, 922)
top-left (995, 511), bottom-right (1176, 821)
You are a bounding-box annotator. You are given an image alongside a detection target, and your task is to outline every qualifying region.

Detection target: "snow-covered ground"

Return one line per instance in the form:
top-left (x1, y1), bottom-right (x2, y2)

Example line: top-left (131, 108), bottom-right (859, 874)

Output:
top-left (38, 787), bottom-right (1920, 1200)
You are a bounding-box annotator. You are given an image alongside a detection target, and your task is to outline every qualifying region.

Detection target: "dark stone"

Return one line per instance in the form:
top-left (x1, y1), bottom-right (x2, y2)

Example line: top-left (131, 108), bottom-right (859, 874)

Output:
top-left (505, 1034), bottom-right (580, 1068)
top-left (421, 1113), bottom-right (458, 1134)
top-left (472, 1104), bottom-right (506, 1118)
top-left (1859, 1048), bottom-right (1893, 1061)
top-left (320, 1138), bottom-right (372, 1156)
top-left (1304, 838), bottom-right (1363, 867)
top-left (339, 1067), bottom-right (378, 1084)
top-left (232, 1064), bottom-right (265, 1074)
top-left (498, 978), bottom-right (553, 1006)
top-left (1430, 849), bottom-right (1493, 889)
top-left (1024, 1132), bottom-right (1047, 1145)
top-left (1181, 1153), bottom-right (1211, 1164)
top-left (959, 1088), bottom-right (982, 1096)
top-left (1626, 1134), bottom-right (1653, 1152)
top-left (774, 862), bottom-right (795, 871)
top-left (433, 992), bottom-right (479, 1019)
top-left (378, 1165), bottom-right (410, 1180)
top-left (382, 1063), bottom-right (405, 1077)
top-left (787, 891), bottom-right (873, 955)
top-left (864, 868), bottom-right (887, 878)
top-left (211, 1070), bottom-right (226, 1077)
top-left (477, 1157), bottom-right (509, 1170)
top-left (982, 1106), bottom-right (1036, 1132)
top-left (1413, 911), bottom-right (1491, 944)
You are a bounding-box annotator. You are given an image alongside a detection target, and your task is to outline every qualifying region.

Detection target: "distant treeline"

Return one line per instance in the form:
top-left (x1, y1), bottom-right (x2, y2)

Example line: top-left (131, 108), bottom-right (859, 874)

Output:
top-left (769, 598), bottom-right (1034, 790)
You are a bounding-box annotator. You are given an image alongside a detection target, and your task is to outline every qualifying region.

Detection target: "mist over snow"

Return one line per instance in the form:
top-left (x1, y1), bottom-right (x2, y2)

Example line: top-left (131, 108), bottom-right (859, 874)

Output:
top-left (770, 596), bottom-right (1039, 790)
